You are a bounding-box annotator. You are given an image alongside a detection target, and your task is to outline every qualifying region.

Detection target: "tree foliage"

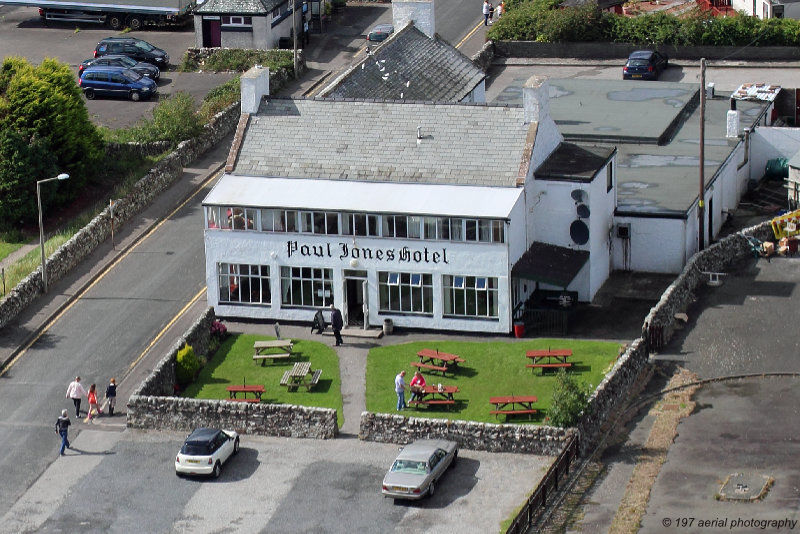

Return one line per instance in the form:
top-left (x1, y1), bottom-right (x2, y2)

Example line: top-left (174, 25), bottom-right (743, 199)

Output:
top-left (548, 369), bottom-right (592, 427)
top-left (0, 56), bottom-right (103, 228)
top-left (176, 344), bottom-right (201, 386)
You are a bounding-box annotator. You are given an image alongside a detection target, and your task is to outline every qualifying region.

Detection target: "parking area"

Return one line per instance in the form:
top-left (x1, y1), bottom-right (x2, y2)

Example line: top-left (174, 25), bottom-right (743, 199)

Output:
top-left (5, 428), bottom-right (550, 533)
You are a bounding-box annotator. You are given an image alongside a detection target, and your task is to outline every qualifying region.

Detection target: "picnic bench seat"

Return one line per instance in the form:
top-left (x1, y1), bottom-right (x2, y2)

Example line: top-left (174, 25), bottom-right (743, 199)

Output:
top-left (310, 369), bottom-right (322, 387)
top-left (409, 399), bottom-right (455, 406)
top-left (411, 362), bottom-right (448, 374)
top-left (253, 352), bottom-right (292, 364)
top-left (526, 363), bottom-right (572, 369)
top-left (490, 409), bottom-right (537, 416)
top-left (229, 398), bottom-right (261, 403)
top-left (280, 370), bottom-right (291, 386)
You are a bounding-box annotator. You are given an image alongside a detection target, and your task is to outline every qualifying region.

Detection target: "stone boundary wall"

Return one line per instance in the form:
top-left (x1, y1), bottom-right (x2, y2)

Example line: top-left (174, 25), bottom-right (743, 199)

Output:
top-left (472, 40), bottom-right (495, 72)
top-left (127, 306), bottom-right (338, 439)
top-left (575, 221), bottom-right (774, 451)
top-left (359, 412), bottom-right (575, 455)
top-left (0, 65), bottom-right (301, 333)
top-left (184, 48), bottom-right (306, 84)
top-left (494, 41), bottom-right (800, 61)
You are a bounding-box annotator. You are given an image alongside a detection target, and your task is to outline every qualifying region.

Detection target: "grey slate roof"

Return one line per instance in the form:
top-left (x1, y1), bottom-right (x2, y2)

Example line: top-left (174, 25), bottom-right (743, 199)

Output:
top-left (233, 98), bottom-right (531, 187)
top-left (319, 24), bottom-right (486, 102)
top-left (195, 0), bottom-right (280, 15)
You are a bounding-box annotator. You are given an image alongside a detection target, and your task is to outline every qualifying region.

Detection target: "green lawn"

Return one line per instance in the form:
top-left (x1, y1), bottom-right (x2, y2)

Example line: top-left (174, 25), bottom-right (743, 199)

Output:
top-left (0, 241), bottom-right (23, 264)
top-left (366, 339), bottom-right (621, 424)
top-left (183, 334), bottom-right (344, 427)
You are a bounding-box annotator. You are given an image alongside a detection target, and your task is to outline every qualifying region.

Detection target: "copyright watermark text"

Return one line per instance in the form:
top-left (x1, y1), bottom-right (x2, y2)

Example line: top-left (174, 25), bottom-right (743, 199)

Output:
top-left (662, 517), bottom-right (797, 530)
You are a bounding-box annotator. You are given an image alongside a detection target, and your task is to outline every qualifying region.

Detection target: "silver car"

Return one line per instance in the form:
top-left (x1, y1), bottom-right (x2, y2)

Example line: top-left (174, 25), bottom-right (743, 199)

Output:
top-left (381, 439), bottom-right (458, 500)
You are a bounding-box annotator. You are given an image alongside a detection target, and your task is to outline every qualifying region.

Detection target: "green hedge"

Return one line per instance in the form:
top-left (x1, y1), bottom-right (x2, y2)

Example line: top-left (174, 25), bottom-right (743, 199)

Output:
top-left (488, 0), bottom-right (800, 46)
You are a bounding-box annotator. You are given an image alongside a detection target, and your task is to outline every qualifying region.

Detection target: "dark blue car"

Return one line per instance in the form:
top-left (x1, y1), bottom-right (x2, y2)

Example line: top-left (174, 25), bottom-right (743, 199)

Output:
top-left (622, 50), bottom-right (669, 81)
top-left (78, 66), bottom-right (157, 101)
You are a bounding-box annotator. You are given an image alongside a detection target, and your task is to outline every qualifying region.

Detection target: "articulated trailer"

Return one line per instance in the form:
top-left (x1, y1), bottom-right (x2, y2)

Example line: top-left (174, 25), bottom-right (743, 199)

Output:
top-left (1, 0), bottom-right (195, 30)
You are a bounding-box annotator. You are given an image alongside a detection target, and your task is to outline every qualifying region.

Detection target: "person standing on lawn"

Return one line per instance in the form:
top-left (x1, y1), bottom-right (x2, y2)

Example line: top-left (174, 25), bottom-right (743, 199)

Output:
top-left (395, 370), bottom-right (407, 410)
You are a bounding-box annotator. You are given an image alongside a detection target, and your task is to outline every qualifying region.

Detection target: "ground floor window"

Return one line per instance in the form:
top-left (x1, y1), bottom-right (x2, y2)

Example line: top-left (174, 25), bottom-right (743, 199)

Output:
top-left (280, 266), bottom-right (333, 307)
top-left (442, 275), bottom-right (499, 318)
top-left (218, 263), bottom-right (271, 305)
top-left (378, 271), bottom-right (433, 314)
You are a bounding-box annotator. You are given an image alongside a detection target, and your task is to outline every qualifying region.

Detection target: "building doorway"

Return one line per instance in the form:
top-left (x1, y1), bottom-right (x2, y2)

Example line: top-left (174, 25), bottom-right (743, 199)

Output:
top-left (343, 270), bottom-right (367, 327)
top-left (202, 18), bottom-right (221, 47)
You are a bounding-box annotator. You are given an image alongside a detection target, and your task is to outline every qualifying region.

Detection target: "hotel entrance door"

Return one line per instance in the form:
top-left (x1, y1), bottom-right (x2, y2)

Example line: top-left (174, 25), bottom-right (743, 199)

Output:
top-left (343, 270), bottom-right (367, 328)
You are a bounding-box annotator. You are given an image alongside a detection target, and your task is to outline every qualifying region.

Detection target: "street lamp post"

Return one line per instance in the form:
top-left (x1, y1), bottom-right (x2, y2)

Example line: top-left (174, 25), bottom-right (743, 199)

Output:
top-left (37, 173), bottom-right (69, 293)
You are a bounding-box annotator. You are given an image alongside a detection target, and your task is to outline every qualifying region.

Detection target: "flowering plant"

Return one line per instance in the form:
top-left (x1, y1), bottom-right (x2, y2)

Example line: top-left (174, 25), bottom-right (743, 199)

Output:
top-left (210, 320), bottom-right (228, 339)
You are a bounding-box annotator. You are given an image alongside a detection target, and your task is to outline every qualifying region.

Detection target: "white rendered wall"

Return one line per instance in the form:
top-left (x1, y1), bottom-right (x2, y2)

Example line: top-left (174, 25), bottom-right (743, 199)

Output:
top-left (392, 0), bottom-right (435, 38)
top-left (205, 230), bottom-right (512, 333)
top-left (751, 127), bottom-right (800, 182)
top-left (461, 80), bottom-right (486, 104)
top-left (585, 163), bottom-right (615, 300)
top-left (612, 216), bottom-right (688, 273)
top-left (731, 0), bottom-right (753, 14)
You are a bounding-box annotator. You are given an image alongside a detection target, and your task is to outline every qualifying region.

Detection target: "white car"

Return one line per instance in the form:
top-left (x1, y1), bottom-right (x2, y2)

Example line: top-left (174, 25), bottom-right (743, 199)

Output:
top-left (175, 428), bottom-right (239, 478)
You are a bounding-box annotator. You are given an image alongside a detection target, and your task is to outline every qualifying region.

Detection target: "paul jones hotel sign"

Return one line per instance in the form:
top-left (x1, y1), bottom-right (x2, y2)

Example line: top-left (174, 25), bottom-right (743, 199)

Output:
top-left (286, 240), bottom-right (450, 265)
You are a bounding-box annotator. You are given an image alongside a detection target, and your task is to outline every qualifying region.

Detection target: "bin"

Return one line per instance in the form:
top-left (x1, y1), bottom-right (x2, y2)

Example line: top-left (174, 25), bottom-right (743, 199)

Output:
top-left (513, 321), bottom-right (525, 338)
top-left (383, 318), bottom-right (394, 335)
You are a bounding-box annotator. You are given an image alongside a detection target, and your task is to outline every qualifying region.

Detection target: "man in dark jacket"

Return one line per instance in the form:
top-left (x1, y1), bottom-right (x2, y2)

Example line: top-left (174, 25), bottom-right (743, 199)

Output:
top-left (55, 409), bottom-right (71, 456)
top-left (330, 304), bottom-right (344, 346)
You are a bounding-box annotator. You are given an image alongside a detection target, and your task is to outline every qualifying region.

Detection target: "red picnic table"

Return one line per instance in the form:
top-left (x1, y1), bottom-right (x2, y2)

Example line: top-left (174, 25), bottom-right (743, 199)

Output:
top-left (525, 348), bottom-right (573, 374)
top-left (409, 384), bottom-right (460, 410)
top-left (411, 349), bottom-right (466, 376)
top-left (225, 384), bottom-right (265, 403)
top-left (489, 395), bottom-right (538, 420)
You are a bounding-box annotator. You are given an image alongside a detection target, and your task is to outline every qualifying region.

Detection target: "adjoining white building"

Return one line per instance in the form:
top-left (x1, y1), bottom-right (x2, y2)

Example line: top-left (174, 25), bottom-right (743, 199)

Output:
top-left (202, 73), bottom-right (615, 333)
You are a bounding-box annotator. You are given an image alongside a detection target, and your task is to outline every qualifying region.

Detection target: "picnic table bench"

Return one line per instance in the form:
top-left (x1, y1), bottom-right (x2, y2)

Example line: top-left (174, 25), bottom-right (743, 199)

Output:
top-left (253, 339), bottom-right (294, 365)
top-left (226, 384), bottom-right (265, 402)
top-left (409, 384), bottom-right (459, 410)
top-left (525, 349), bottom-right (573, 374)
top-left (280, 362), bottom-right (322, 391)
top-left (411, 349), bottom-right (465, 377)
top-left (489, 395), bottom-right (538, 420)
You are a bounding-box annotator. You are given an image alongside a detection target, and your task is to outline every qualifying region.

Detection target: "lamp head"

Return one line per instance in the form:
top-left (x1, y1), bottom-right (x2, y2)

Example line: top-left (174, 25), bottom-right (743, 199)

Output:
top-left (57, 173), bottom-right (70, 180)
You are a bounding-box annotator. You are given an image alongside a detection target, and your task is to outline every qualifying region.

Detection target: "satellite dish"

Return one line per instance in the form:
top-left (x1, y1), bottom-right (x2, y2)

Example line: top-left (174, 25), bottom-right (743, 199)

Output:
top-left (576, 203), bottom-right (591, 219)
top-left (571, 189), bottom-right (587, 203)
top-left (570, 220), bottom-right (590, 245)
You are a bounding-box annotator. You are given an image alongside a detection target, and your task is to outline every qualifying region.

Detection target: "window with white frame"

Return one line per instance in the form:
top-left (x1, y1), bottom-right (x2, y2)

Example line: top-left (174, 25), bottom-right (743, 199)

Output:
top-left (280, 266), bottom-right (333, 308)
top-left (379, 271), bottom-right (433, 313)
top-left (217, 263), bottom-right (271, 305)
top-left (222, 15), bottom-right (252, 26)
top-left (442, 274), bottom-right (498, 318)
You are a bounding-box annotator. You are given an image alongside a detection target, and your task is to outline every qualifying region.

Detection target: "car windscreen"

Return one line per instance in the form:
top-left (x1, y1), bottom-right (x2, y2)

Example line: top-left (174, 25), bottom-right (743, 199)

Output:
top-left (134, 41), bottom-right (155, 52)
top-left (122, 69), bottom-right (143, 82)
top-left (390, 460), bottom-right (427, 475)
top-left (181, 442), bottom-right (211, 455)
top-left (117, 56), bottom-right (136, 67)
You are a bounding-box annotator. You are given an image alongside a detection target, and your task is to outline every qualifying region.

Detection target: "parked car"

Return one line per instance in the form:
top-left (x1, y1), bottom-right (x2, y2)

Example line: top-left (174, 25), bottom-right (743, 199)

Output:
top-left (175, 428), bottom-right (239, 478)
top-left (622, 50), bottom-right (668, 81)
top-left (367, 23), bottom-right (394, 43)
top-left (93, 37), bottom-right (169, 68)
top-left (79, 66), bottom-right (157, 101)
top-left (79, 55), bottom-right (160, 80)
top-left (381, 439), bottom-right (458, 500)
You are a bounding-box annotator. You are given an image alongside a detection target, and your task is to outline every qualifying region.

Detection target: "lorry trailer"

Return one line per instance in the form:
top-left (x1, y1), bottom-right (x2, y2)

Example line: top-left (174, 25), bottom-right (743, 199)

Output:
top-left (0, 0), bottom-right (195, 30)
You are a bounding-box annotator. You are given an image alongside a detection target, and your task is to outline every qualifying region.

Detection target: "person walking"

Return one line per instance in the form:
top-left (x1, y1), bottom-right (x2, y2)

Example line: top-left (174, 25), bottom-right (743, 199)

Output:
top-left (85, 383), bottom-right (100, 423)
top-left (55, 409), bottom-right (71, 456)
top-left (482, 0), bottom-right (490, 25)
top-left (66, 376), bottom-right (87, 419)
top-left (395, 370), bottom-right (407, 410)
top-left (497, 0), bottom-right (504, 18)
top-left (104, 378), bottom-right (117, 416)
top-left (488, 1), bottom-right (495, 23)
top-left (330, 304), bottom-right (344, 346)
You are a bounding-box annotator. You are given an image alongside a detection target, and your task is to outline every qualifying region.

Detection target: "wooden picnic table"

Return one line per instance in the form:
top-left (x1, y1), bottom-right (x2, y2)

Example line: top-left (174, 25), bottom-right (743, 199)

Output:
top-left (411, 349), bottom-right (466, 377)
top-left (525, 348), bottom-right (573, 373)
top-left (253, 339), bottom-right (294, 366)
top-left (489, 395), bottom-right (538, 420)
top-left (225, 384), bottom-right (265, 403)
top-left (409, 384), bottom-right (459, 410)
top-left (279, 361), bottom-right (322, 391)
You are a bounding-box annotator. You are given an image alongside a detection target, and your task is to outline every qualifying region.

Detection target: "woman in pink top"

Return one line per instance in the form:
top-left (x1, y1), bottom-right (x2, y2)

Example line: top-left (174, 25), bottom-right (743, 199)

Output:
top-left (85, 384), bottom-right (100, 423)
top-left (409, 371), bottom-right (426, 401)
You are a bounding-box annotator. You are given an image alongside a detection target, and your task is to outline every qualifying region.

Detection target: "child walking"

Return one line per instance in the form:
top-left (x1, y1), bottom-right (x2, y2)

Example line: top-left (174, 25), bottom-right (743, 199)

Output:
top-left (85, 383), bottom-right (100, 423)
top-left (104, 378), bottom-right (117, 416)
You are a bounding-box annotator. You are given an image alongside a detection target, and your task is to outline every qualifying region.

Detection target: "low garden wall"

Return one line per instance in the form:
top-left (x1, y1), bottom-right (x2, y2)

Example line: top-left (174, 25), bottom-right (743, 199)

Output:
top-left (493, 41), bottom-right (800, 61)
top-left (127, 306), bottom-right (338, 439)
top-left (0, 65), bottom-right (299, 334)
top-left (359, 412), bottom-right (575, 455)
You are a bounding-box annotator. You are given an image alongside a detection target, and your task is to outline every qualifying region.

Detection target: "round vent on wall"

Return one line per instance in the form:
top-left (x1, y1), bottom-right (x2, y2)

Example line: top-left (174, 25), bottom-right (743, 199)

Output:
top-left (570, 189), bottom-right (586, 203)
top-left (577, 203), bottom-right (591, 219)
top-left (570, 220), bottom-right (590, 245)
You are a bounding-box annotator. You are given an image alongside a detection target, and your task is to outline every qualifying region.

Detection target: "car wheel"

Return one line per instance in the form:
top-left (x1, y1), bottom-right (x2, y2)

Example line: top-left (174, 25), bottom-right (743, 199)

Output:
top-left (108, 15), bottom-right (123, 29)
top-left (233, 437), bottom-right (240, 454)
top-left (130, 91), bottom-right (141, 102)
top-left (428, 481), bottom-right (435, 497)
top-left (212, 461), bottom-right (221, 479)
top-left (84, 88), bottom-right (95, 100)
top-left (128, 16), bottom-right (143, 31)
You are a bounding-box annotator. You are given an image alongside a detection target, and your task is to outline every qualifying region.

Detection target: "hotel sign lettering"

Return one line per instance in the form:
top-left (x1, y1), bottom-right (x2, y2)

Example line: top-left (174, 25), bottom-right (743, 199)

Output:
top-left (286, 241), bottom-right (450, 264)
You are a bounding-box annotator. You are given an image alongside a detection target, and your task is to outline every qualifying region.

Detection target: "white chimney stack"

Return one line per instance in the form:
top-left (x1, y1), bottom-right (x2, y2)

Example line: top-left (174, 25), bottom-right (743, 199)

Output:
top-left (392, 0), bottom-right (435, 38)
top-left (240, 66), bottom-right (270, 114)
top-left (523, 75), bottom-right (550, 125)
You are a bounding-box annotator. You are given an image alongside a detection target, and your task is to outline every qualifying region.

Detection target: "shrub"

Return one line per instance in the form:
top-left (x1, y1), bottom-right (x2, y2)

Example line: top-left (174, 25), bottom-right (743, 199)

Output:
top-left (176, 343), bottom-right (201, 386)
top-left (548, 369), bottom-right (592, 427)
top-left (199, 76), bottom-right (241, 122)
top-left (125, 92), bottom-right (202, 147)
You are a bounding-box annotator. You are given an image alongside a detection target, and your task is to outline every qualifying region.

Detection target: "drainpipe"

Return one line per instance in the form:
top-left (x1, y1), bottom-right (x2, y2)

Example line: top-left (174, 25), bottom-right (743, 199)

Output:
top-left (737, 127), bottom-right (751, 171)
